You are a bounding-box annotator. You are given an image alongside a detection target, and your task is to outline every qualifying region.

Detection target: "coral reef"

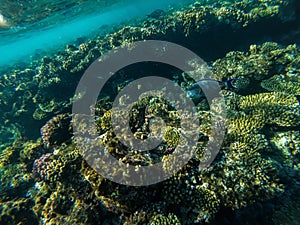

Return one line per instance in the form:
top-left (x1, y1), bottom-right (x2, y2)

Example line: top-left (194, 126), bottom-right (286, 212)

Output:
top-left (261, 73), bottom-right (300, 95)
top-left (0, 0), bottom-right (299, 224)
top-left (0, 198), bottom-right (39, 225)
top-left (21, 54), bottom-right (299, 223)
top-left (149, 213), bottom-right (181, 225)
top-left (0, 0), bottom-right (293, 140)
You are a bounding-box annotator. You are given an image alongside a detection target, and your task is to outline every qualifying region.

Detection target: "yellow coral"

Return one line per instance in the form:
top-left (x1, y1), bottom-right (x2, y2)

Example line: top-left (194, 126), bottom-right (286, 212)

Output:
top-left (163, 126), bottom-right (180, 148)
top-left (261, 74), bottom-right (300, 95)
top-left (238, 92), bottom-right (299, 126)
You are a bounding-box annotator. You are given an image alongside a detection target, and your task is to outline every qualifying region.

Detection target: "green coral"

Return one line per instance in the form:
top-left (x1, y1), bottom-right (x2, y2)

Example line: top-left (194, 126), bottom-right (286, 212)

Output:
top-left (270, 131), bottom-right (300, 168)
top-left (212, 42), bottom-right (300, 83)
top-left (163, 127), bottom-right (180, 148)
top-left (149, 213), bottom-right (181, 225)
top-left (261, 74), bottom-right (300, 95)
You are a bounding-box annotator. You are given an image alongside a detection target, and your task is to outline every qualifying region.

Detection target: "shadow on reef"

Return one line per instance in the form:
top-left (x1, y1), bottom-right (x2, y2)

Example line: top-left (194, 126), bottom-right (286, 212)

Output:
top-left (0, 0), bottom-right (300, 224)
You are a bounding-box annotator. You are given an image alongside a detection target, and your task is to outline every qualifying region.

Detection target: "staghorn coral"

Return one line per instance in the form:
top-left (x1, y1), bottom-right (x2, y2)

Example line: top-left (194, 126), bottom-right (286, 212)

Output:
top-left (149, 213), bottom-right (181, 225)
top-left (261, 73), bottom-right (300, 95)
top-left (239, 92), bottom-right (299, 126)
top-left (225, 92), bottom-right (300, 142)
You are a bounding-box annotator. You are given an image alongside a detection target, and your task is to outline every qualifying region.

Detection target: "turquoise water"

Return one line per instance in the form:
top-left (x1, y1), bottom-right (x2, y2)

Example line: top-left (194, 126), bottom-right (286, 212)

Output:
top-left (0, 0), bottom-right (194, 67)
top-left (0, 0), bottom-right (299, 224)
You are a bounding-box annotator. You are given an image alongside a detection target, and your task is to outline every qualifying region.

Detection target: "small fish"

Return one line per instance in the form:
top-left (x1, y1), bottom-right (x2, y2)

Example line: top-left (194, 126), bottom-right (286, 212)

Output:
top-left (186, 78), bottom-right (247, 101)
top-left (230, 77), bottom-right (251, 90)
top-left (186, 79), bottom-right (222, 101)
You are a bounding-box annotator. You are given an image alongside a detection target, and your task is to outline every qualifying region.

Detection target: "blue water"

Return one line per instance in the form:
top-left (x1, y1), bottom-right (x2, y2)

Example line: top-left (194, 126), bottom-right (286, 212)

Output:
top-left (0, 0), bottom-right (194, 67)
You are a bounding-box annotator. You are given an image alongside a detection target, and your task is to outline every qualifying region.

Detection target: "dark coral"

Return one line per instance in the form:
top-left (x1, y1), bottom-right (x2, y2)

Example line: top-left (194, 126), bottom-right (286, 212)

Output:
top-left (0, 198), bottom-right (39, 225)
top-left (32, 153), bottom-right (53, 182)
top-left (40, 113), bottom-right (72, 148)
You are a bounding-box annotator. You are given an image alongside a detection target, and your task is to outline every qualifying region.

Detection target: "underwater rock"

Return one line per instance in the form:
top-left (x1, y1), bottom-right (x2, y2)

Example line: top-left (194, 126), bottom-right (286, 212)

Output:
top-left (272, 186), bottom-right (300, 225)
top-left (0, 14), bottom-right (9, 28)
top-left (270, 130), bottom-right (300, 169)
